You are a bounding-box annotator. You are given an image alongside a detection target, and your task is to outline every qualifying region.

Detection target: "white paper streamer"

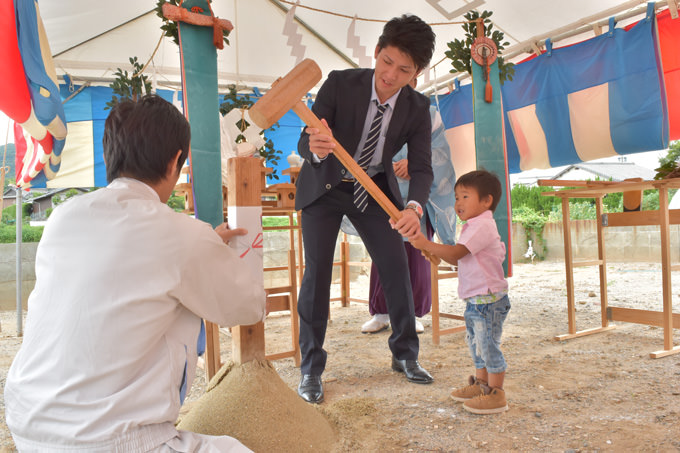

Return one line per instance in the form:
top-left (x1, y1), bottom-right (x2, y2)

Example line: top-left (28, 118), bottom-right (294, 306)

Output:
top-left (221, 109), bottom-right (265, 151)
top-left (220, 109), bottom-right (265, 185)
top-left (346, 16), bottom-right (372, 68)
top-left (283, 1), bottom-right (306, 65)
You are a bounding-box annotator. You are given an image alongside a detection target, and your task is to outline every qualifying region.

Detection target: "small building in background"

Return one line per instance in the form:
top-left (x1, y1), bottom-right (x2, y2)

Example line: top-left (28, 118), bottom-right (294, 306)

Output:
top-left (511, 160), bottom-right (657, 187)
top-left (30, 188), bottom-right (90, 219)
top-left (550, 161), bottom-right (656, 182)
top-left (2, 187), bottom-right (19, 209)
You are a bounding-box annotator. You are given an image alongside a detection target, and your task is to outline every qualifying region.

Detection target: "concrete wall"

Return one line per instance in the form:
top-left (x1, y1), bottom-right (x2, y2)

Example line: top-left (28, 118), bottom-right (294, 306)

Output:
top-left (511, 220), bottom-right (680, 263)
top-left (0, 243), bottom-right (38, 311)
top-left (3, 220), bottom-right (679, 309)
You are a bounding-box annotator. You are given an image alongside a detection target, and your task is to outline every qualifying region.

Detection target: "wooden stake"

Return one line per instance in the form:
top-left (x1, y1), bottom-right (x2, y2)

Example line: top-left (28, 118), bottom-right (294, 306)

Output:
top-left (228, 157), bottom-right (266, 364)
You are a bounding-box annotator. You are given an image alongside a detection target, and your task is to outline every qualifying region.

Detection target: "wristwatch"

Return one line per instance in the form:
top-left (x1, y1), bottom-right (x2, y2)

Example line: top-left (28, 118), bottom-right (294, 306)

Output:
top-left (404, 202), bottom-right (423, 219)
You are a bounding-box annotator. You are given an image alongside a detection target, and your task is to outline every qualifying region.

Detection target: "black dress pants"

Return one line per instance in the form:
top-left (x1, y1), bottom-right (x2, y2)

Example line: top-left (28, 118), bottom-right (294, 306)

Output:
top-left (297, 175), bottom-right (419, 375)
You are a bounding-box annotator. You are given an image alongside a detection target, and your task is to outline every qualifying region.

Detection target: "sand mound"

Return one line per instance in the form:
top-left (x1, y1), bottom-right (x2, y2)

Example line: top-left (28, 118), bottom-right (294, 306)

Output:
top-left (177, 360), bottom-right (336, 452)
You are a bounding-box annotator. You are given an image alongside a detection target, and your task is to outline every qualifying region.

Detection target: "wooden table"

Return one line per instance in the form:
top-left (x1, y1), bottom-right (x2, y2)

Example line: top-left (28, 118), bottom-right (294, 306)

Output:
top-left (540, 178), bottom-right (680, 358)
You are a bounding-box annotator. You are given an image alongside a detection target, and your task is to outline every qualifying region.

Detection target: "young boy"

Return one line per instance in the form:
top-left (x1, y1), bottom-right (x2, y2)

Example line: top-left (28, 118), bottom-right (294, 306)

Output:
top-left (410, 169), bottom-right (510, 414)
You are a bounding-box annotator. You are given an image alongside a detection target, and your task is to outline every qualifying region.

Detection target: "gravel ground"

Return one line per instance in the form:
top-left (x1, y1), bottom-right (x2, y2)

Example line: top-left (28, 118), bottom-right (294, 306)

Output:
top-left (1, 261), bottom-right (679, 452)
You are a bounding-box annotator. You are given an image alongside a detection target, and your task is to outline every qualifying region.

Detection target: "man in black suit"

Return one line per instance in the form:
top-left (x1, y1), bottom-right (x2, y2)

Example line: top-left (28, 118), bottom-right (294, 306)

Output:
top-left (295, 14), bottom-right (436, 404)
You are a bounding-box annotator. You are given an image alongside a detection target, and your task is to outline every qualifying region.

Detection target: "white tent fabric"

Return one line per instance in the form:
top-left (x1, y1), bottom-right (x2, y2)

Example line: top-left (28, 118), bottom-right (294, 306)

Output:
top-left (40, 0), bottom-right (661, 93)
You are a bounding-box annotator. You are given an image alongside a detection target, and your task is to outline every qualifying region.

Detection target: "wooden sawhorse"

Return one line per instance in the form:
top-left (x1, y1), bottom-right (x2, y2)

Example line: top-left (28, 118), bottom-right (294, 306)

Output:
top-left (540, 178), bottom-right (680, 358)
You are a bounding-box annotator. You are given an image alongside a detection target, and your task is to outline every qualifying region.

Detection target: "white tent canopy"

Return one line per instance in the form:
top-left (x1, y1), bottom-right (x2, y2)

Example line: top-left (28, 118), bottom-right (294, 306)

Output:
top-left (40, 0), bottom-right (665, 94)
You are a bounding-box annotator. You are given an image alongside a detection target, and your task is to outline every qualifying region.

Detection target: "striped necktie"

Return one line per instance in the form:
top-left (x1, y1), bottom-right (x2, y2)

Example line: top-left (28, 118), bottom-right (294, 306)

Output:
top-left (354, 102), bottom-right (388, 212)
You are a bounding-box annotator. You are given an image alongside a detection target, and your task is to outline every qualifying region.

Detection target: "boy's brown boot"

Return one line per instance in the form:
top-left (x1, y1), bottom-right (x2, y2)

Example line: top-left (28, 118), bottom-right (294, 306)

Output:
top-left (450, 376), bottom-right (486, 402)
top-left (463, 384), bottom-right (508, 414)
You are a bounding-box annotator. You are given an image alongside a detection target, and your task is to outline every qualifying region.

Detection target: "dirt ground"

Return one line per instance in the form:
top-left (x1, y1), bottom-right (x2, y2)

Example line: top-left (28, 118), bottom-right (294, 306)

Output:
top-left (0, 261), bottom-right (679, 452)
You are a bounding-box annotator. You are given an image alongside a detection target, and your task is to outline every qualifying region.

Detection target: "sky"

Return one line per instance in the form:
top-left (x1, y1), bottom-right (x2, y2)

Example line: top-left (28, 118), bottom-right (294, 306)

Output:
top-left (1, 111), bottom-right (668, 183)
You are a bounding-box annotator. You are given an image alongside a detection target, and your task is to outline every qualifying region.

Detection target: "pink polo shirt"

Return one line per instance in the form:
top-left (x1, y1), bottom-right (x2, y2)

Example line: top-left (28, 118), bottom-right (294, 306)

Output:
top-left (456, 210), bottom-right (508, 300)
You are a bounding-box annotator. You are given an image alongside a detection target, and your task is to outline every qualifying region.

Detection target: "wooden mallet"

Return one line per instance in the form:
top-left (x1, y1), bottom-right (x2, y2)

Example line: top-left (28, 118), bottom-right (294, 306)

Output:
top-left (249, 59), bottom-right (440, 265)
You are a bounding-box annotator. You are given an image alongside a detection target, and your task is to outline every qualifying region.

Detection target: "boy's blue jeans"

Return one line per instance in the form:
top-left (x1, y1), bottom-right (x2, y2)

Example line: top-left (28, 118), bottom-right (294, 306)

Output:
top-left (464, 295), bottom-right (511, 374)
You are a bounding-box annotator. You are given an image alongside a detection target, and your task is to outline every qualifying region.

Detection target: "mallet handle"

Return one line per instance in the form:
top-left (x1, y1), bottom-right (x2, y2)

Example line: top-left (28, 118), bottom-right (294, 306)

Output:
top-left (292, 102), bottom-right (440, 265)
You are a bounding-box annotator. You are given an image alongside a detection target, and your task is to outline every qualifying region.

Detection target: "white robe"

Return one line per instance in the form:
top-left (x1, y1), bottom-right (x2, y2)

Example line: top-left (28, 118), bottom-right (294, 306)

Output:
top-left (4, 178), bottom-right (265, 452)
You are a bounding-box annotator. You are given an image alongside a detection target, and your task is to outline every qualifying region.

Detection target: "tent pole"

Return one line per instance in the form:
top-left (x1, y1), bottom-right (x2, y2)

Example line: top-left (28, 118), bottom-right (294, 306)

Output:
top-left (16, 187), bottom-right (22, 337)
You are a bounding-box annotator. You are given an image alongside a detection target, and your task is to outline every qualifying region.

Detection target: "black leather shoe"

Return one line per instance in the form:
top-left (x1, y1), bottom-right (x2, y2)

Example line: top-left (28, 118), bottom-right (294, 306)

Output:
top-left (297, 374), bottom-right (324, 403)
top-left (391, 357), bottom-right (434, 384)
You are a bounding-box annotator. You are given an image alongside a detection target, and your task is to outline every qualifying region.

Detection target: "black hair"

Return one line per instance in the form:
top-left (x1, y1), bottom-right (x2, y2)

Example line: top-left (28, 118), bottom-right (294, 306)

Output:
top-left (102, 94), bottom-right (190, 184)
top-left (455, 170), bottom-right (502, 212)
top-left (377, 14), bottom-right (436, 70)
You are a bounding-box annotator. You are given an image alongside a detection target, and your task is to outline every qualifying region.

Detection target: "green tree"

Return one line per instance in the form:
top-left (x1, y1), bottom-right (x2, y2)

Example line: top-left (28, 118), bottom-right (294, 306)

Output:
top-left (2, 143), bottom-right (16, 192)
top-left (510, 185), bottom-right (561, 216)
top-left (654, 140), bottom-right (680, 179)
top-left (512, 205), bottom-right (548, 259)
top-left (105, 57), bottom-right (152, 110)
top-left (52, 189), bottom-right (86, 206)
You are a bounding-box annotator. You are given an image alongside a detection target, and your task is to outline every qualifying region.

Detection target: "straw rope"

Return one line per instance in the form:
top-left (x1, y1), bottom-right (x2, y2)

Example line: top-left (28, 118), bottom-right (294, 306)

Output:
top-left (132, 31), bottom-right (165, 79)
top-left (277, 0), bottom-right (476, 25)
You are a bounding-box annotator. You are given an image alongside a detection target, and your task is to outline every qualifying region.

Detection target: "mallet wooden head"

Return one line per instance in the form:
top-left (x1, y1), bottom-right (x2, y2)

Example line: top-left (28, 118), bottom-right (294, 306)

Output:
top-left (249, 59), bottom-right (322, 130)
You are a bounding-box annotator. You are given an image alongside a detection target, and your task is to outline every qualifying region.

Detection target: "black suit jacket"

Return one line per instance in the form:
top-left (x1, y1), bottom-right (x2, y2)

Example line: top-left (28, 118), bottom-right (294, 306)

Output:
top-left (295, 68), bottom-right (433, 211)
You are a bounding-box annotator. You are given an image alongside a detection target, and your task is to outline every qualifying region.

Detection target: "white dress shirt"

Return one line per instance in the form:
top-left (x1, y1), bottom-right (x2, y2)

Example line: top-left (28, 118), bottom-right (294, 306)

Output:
top-left (5, 178), bottom-right (265, 452)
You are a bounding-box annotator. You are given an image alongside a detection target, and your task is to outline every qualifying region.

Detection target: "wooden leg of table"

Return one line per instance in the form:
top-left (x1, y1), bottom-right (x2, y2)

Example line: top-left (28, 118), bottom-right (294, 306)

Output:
top-left (341, 237), bottom-right (350, 307)
top-left (554, 325), bottom-right (616, 341)
top-left (431, 261), bottom-right (440, 346)
top-left (650, 345), bottom-right (680, 359)
top-left (288, 249), bottom-right (301, 366)
top-left (561, 198), bottom-right (576, 335)
top-left (297, 211), bottom-right (303, 287)
top-left (658, 188), bottom-right (675, 354)
top-left (595, 197), bottom-right (609, 328)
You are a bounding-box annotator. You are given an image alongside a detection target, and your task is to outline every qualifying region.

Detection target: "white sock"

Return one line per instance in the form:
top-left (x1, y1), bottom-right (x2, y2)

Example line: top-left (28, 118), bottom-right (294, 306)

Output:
top-left (374, 313), bottom-right (389, 323)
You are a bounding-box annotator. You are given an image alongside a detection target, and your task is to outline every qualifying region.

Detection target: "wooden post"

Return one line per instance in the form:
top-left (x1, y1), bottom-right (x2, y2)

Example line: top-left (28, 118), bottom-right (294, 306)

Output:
top-left (287, 249), bottom-right (301, 366)
top-left (340, 235), bottom-right (350, 307)
top-left (657, 187), bottom-right (673, 354)
top-left (595, 196), bottom-right (609, 328)
top-left (561, 197), bottom-right (576, 335)
top-left (297, 211), bottom-right (304, 287)
top-left (228, 157), bottom-right (266, 364)
top-left (430, 260), bottom-right (440, 346)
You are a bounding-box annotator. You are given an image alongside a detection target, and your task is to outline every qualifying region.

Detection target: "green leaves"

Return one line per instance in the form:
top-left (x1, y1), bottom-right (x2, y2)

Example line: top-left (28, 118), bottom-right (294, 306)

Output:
top-left (105, 56), bottom-right (152, 109)
top-left (654, 140), bottom-right (680, 180)
top-left (444, 10), bottom-right (515, 84)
